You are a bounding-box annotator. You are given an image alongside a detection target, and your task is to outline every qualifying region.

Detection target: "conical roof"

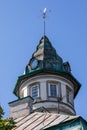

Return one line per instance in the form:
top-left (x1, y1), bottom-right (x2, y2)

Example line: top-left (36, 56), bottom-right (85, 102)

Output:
top-left (25, 35), bottom-right (70, 74)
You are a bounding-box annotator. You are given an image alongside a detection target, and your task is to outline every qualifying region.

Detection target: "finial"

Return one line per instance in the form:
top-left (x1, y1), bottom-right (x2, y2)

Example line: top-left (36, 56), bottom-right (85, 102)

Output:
top-left (43, 8), bottom-right (47, 36)
top-left (43, 8), bottom-right (47, 19)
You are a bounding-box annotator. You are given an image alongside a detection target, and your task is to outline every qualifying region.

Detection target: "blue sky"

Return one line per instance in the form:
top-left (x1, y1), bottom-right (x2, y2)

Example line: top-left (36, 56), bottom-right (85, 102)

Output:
top-left (0, 0), bottom-right (87, 120)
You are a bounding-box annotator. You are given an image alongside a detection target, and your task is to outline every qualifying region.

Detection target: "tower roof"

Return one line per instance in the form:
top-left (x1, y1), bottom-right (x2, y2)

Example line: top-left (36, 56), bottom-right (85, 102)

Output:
top-left (25, 35), bottom-right (70, 74)
top-left (13, 35), bottom-right (81, 98)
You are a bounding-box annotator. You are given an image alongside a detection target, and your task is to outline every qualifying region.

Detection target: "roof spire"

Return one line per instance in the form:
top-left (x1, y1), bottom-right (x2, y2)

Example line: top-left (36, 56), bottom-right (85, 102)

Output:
top-left (43, 8), bottom-right (47, 36)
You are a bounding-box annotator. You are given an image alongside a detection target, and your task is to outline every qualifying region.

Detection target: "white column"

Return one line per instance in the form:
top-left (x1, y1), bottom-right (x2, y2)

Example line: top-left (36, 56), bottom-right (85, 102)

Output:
top-left (40, 80), bottom-right (47, 100)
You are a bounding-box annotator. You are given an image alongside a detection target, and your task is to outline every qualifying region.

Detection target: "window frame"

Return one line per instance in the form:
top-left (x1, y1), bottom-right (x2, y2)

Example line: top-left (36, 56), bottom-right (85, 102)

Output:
top-left (48, 82), bottom-right (59, 98)
top-left (66, 86), bottom-right (73, 104)
top-left (31, 84), bottom-right (39, 99)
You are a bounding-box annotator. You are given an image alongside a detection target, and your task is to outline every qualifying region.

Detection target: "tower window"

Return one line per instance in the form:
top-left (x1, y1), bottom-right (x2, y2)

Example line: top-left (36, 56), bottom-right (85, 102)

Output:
top-left (66, 86), bottom-right (72, 104)
top-left (48, 82), bottom-right (58, 97)
top-left (50, 84), bottom-right (57, 97)
top-left (31, 85), bottom-right (39, 99)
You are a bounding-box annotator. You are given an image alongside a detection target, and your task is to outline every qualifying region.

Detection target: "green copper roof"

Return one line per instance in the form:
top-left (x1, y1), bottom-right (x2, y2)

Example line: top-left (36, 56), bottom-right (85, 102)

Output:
top-left (25, 35), bottom-right (71, 74)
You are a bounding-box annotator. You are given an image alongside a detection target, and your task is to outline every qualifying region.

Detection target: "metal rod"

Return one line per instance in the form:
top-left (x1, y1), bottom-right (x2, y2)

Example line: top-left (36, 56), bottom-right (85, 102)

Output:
top-left (43, 8), bottom-right (47, 36)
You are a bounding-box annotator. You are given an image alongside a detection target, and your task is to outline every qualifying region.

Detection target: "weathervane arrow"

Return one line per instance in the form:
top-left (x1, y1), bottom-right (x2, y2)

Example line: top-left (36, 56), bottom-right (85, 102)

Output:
top-left (43, 8), bottom-right (47, 19)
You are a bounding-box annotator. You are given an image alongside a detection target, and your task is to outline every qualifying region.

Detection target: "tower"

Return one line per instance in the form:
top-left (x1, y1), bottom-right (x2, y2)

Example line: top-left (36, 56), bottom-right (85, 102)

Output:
top-left (9, 35), bottom-right (81, 119)
top-left (8, 8), bottom-right (87, 129)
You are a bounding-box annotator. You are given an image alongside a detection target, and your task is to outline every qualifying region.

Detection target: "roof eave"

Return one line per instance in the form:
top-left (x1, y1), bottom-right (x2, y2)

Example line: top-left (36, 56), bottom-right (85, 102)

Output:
top-left (13, 69), bottom-right (81, 98)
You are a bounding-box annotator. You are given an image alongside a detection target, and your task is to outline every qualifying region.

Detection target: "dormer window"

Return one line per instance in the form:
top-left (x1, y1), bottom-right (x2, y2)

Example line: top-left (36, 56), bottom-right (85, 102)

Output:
top-left (63, 62), bottom-right (71, 72)
top-left (31, 85), bottom-right (39, 99)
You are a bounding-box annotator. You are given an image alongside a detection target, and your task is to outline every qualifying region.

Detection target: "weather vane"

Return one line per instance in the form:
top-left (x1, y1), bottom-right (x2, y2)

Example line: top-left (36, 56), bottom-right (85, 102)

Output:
top-left (43, 8), bottom-right (47, 36)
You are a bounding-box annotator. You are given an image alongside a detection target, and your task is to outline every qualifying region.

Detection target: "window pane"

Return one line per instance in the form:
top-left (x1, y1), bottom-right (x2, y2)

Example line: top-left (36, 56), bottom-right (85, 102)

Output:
top-left (50, 84), bottom-right (57, 97)
top-left (31, 86), bottom-right (39, 99)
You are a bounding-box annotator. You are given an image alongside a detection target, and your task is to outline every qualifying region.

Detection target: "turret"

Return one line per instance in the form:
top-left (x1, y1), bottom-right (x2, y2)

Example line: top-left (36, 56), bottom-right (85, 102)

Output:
top-left (12, 35), bottom-right (81, 116)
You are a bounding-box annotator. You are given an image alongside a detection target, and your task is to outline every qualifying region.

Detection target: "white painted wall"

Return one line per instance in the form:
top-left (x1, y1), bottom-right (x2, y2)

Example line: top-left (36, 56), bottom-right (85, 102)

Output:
top-left (19, 74), bottom-right (75, 115)
top-left (40, 80), bottom-right (47, 100)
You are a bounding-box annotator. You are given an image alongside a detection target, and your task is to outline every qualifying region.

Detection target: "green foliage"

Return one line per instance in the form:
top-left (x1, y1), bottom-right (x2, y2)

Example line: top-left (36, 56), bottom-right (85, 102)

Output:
top-left (0, 106), bottom-right (16, 130)
top-left (0, 106), bottom-right (4, 119)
